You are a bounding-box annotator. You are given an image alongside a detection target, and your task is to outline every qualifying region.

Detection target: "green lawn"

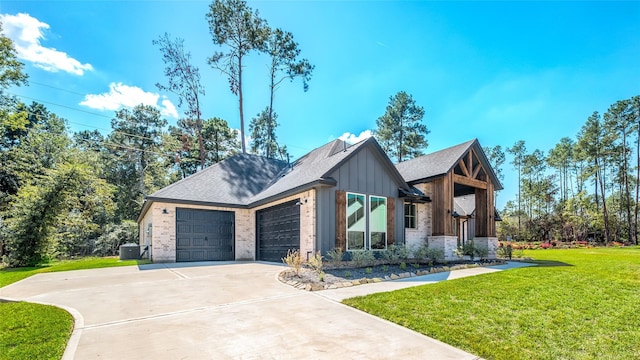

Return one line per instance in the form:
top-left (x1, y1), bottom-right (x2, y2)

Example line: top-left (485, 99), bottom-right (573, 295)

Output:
top-left (0, 257), bottom-right (146, 360)
top-left (343, 247), bottom-right (640, 360)
top-left (0, 302), bottom-right (73, 360)
top-left (0, 257), bottom-right (144, 288)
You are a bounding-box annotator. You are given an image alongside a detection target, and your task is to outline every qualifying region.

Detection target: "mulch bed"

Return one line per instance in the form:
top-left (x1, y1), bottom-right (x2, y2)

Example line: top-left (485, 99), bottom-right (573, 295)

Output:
top-left (279, 259), bottom-right (506, 291)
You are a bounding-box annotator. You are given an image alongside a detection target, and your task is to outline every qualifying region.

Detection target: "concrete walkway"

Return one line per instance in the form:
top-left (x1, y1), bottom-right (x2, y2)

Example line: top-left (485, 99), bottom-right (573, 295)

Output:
top-left (0, 261), bottom-right (534, 359)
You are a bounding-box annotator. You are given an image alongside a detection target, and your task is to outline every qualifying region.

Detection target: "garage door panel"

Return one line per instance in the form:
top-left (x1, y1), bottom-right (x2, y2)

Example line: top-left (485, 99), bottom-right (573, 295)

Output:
top-left (257, 200), bottom-right (300, 262)
top-left (176, 208), bottom-right (234, 262)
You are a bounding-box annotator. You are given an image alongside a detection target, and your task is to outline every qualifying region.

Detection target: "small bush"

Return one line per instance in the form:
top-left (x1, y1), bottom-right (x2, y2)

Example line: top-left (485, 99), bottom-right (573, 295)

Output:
top-left (365, 267), bottom-right (373, 274)
top-left (326, 247), bottom-right (344, 265)
top-left (382, 244), bottom-right (409, 263)
top-left (307, 251), bottom-right (324, 274)
top-left (344, 270), bottom-right (352, 278)
top-left (474, 246), bottom-right (489, 260)
top-left (351, 250), bottom-right (375, 267)
top-left (400, 262), bottom-right (407, 271)
top-left (282, 249), bottom-right (303, 276)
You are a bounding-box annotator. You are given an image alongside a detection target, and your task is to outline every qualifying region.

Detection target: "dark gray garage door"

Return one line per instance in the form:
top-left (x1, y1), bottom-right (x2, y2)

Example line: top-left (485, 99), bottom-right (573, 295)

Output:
top-left (257, 200), bottom-right (300, 262)
top-left (176, 208), bottom-right (234, 261)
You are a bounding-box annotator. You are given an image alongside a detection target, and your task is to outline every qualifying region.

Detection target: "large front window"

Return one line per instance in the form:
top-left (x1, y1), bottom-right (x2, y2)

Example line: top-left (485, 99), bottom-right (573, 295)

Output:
top-left (347, 193), bottom-right (366, 250)
top-left (370, 196), bottom-right (387, 249)
top-left (346, 193), bottom-right (388, 250)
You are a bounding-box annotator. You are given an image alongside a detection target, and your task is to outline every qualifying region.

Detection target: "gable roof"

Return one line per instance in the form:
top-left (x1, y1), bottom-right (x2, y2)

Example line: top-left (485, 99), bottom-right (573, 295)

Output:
top-left (140, 137), bottom-right (410, 220)
top-left (395, 139), bottom-right (503, 190)
top-left (246, 136), bottom-right (410, 205)
top-left (147, 153), bottom-right (288, 207)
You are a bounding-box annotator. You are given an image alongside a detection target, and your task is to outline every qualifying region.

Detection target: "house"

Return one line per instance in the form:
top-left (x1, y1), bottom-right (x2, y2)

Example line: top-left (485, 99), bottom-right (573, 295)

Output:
top-left (396, 139), bottom-right (503, 260)
top-left (137, 137), bottom-right (502, 263)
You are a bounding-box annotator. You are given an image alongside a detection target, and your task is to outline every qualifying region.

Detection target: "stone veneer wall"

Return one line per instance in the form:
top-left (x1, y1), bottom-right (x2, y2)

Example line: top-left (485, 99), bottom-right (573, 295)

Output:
top-left (405, 183), bottom-right (433, 254)
top-left (427, 235), bottom-right (459, 261)
top-left (472, 237), bottom-right (499, 260)
top-left (139, 189), bottom-right (316, 263)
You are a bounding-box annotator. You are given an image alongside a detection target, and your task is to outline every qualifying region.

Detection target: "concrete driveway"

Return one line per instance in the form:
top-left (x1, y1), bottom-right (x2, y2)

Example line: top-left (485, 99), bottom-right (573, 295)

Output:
top-left (0, 262), bottom-right (482, 359)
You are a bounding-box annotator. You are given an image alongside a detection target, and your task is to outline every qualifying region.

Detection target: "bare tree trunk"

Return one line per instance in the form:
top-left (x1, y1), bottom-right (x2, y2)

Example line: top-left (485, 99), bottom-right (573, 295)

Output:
top-left (238, 56), bottom-right (246, 154)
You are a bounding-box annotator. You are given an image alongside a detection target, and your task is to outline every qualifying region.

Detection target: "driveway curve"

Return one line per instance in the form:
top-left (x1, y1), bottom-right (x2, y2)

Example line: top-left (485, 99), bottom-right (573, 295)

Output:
top-left (0, 262), bottom-right (483, 359)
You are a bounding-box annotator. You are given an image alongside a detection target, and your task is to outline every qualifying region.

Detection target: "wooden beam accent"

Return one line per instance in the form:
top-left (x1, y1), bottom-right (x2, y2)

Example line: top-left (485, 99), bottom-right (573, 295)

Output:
top-left (387, 197), bottom-right (395, 245)
top-left (472, 162), bottom-right (483, 179)
top-left (458, 159), bottom-right (470, 177)
top-left (467, 151), bottom-right (473, 176)
top-left (453, 174), bottom-right (487, 189)
top-left (335, 190), bottom-right (346, 250)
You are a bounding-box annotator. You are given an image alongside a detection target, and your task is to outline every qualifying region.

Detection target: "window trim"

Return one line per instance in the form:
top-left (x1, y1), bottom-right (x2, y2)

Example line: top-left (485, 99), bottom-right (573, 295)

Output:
top-left (404, 203), bottom-right (417, 229)
top-left (346, 192), bottom-right (367, 251)
top-left (369, 195), bottom-right (388, 251)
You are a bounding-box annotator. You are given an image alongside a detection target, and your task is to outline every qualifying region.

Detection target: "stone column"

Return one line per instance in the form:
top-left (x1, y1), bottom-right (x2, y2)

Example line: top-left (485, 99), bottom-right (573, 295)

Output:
top-left (428, 235), bottom-right (459, 261)
top-left (473, 237), bottom-right (499, 260)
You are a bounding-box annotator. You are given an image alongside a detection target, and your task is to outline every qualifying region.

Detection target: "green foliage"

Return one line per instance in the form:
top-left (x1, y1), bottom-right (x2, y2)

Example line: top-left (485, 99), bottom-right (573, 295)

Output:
top-left (350, 250), bottom-right (375, 267)
top-left (326, 247), bottom-right (344, 265)
top-left (93, 221), bottom-right (138, 257)
top-left (344, 247), bottom-right (640, 360)
top-left (381, 244), bottom-right (408, 263)
top-left (375, 91), bottom-right (429, 162)
top-left (399, 261), bottom-right (407, 271)
top-left (364, 267), bottom-right (372, 274)
top-left (249, 107), bottom-right (285, 159)
top-left (0, 302), bottom-right (73, 360)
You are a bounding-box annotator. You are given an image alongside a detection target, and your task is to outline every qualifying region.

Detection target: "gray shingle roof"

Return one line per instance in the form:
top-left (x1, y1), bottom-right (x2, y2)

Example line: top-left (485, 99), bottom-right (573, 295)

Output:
top-left (146, 137), bottom-right (394, 208)
top-left (147, 153), bottom-right (288, 206)
top-left (395, 139), bottom-right (476, 183)
top-left (395, 138), bottom-right (503, 190)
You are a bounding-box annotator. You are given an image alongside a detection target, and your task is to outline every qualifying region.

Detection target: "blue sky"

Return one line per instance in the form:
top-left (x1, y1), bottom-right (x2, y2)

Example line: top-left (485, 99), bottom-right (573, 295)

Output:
top-left (1, 1), bottom-right (638, 209)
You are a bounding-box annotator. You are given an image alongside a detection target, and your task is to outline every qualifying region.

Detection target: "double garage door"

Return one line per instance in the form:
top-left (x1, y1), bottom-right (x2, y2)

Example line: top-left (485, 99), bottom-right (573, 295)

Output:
top-left (176, 208), bottom-right (234, 261)
top-left (257, 200), bottom-right (300, 262)
top-left (175, 201), bottom-right (300, 263)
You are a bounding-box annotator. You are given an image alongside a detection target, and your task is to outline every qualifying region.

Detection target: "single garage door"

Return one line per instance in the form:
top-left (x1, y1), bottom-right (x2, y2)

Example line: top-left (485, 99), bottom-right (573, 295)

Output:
top-left (257, 200), bottom-right (300, 262)
top-left (176, 208), bottom-right (234, 261)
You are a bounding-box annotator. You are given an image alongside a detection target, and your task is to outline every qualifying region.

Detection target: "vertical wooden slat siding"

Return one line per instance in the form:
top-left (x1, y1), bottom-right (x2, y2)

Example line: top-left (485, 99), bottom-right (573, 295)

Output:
top-left (335, 190), bottom-right (346, 250)
top-left (475, 187), bottom-right (488, 237)
top-left (488, 181), bottom-right (496, 236)
top-left (387, 197), bottom-right (395, 245)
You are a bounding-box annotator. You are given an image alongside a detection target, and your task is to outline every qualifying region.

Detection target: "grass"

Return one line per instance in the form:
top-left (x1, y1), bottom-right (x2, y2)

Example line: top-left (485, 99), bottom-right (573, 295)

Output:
top-left (0, 256), bottom-right (147, 360)
top-left (0, 257), bottom-right (146, 288)
top-left (0, 302), bottom-right (73, 360)
top-left (343, 247), bottom-right (640, 360)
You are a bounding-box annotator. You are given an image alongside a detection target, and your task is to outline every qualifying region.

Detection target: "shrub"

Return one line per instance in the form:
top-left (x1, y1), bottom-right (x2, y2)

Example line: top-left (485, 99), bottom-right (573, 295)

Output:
top-left (282, 249), bottom-right (303, 276)
top-left (351, 250), bottom-right (375, 267)
top-left (326, 247), bottom-right (344, 265)
top-left (400, 262), bottom-right (407, 271)
top-left (93, 221), bottom-right (138, 257)
top-left (474, 246), bottom-right (489, 260)
top-left (307, 251), bottom-right (324, 274)
top-left (382, 244), bottom-right (408, 263)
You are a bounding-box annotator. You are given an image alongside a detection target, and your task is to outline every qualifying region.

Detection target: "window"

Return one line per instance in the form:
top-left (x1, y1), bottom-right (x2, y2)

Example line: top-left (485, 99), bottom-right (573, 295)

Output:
top-left (404, 203), bottom-right (417, 229)
top-left (370, 196), bottom-right (387, 249)
top-left (347, 193), bottom-right (366, 250)
top-left (345, 193), bottom-right (388, 251)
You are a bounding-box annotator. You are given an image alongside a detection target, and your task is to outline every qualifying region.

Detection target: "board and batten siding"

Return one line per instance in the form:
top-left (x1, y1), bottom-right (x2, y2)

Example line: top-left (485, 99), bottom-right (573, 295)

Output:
top-left (316, 145), bottom-right (405, 254)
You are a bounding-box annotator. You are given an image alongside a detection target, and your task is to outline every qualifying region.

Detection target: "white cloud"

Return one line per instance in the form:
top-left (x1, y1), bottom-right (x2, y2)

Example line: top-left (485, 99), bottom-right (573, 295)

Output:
top-left (80, 82), bottom-right (179, 118)
top-left (338, 130), bottom-right (373, 144)
top-left (0, 13), bottom-right (93, 75)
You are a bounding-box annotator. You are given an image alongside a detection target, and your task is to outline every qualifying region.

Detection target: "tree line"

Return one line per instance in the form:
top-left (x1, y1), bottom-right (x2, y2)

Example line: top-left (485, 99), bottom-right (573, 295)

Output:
top-left (495, 96), bottom-right (640, 245)
top-left (0, 0), bottom-right (432, 267)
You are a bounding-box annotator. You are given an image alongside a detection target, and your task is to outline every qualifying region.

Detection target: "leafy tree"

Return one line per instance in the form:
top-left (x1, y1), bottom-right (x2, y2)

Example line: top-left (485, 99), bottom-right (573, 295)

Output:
top-left (154, 33), bottom-right (207, 170)
top-left (106, 104), bottom-right (169, 221)
top-left (375, 91), bottom-right (428, 162)
top-left (93, 221), bottom-right (138, 257)
top-left (547, 137), bottom-right (574, 203)
top-left (3, 160), bottom-right (113, 266)
top-left (507, 140), bottom-right (526, 238)
top-left (249, 107), bottom-right (280, 158)
top-left (483, 145), bottom-right (505, 183)
top-left (202, 117), bottom-right (240, 163)
top-left (206, 0), bottom-right (267, 154)
top-left (260, 27), bottom-right (313, 158)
